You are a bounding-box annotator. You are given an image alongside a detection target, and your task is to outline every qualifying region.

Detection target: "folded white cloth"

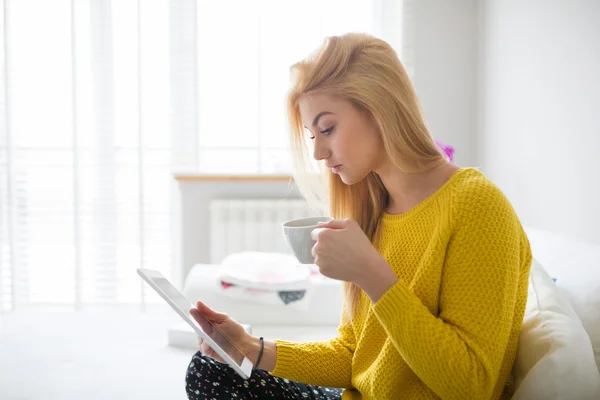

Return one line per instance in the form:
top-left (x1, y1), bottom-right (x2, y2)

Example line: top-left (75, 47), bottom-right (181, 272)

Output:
top-left (216, 252), bottom-right (317, 309)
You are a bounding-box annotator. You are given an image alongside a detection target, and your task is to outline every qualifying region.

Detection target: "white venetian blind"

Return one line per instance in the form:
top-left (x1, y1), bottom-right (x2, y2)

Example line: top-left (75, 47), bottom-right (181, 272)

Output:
top-left (0, 0), bottom-right (175, 310)
top-left (0, 0), bottom-right (405, 311)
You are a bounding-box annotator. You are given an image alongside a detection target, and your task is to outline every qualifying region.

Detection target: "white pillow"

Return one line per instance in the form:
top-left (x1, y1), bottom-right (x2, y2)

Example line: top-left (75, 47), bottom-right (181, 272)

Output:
top-left (525, 227), bottom-right (600, 372)
top-left (511, 259), bottom-right (600, 399)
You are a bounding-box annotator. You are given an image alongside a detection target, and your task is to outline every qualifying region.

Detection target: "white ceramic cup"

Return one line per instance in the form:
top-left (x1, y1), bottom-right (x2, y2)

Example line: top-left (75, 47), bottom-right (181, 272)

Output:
top-left (282, 216), bottom-right (334, 264)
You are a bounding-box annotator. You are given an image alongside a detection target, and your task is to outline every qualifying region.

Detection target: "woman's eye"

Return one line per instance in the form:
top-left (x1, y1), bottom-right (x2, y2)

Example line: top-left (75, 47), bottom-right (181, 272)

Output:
top-left (320, 126), bottom-right (334, 135)
top-left (308, 126), bottom-right (334, 140)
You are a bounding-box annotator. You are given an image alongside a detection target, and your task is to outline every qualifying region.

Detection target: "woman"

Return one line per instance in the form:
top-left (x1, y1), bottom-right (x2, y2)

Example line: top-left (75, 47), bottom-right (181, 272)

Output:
top-left (186, 33), bottom-right (532, 400)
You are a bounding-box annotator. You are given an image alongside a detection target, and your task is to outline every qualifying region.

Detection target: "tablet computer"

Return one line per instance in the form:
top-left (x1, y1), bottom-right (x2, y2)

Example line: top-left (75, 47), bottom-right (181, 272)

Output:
top-left (137, 268), bottom-right (253, 379)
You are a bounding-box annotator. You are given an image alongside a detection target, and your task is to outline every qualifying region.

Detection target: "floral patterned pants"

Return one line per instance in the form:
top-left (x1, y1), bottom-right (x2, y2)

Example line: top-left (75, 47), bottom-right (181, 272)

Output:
top-left (186, 351), bottom-right (343, 399)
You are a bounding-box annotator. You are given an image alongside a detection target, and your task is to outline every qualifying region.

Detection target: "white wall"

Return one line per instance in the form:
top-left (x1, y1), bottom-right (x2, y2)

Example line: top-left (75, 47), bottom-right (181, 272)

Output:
top-left (410, 0), bottom-right (479, 167)
top-left (479, 0), bottom-right (600, 244)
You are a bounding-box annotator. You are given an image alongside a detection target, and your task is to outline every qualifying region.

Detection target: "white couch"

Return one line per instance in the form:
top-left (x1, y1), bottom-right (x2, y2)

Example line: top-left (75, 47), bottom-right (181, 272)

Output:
top-left (179, 227), bottom-right (600, 398)
top-left (524, 227), bottom-right (600, 369)
top-left (512, 228), bottom-right (600, 398)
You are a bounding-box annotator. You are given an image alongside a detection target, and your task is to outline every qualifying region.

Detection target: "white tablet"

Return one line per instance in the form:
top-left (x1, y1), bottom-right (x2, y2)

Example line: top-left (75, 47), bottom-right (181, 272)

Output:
top-left (137, 268), bottom-right (253, 379)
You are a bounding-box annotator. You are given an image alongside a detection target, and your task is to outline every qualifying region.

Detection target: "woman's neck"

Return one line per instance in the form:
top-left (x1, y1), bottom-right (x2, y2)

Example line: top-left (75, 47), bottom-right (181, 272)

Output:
top-left (377, 161), bottom-right (460, 215)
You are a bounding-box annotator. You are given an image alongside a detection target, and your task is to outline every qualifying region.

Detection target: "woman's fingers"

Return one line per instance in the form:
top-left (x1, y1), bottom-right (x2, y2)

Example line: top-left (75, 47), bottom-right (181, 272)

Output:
top-left (189, 308), bottom-right (214, 335)
top-left (197, 336), bottom-right (224, 363)
top-left (195, 301), bottom-right (230, 322)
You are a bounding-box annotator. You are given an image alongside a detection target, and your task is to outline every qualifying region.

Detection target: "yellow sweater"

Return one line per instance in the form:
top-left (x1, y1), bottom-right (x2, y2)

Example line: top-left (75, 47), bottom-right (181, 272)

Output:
top-left (271, 168), bottom-right (532, 399)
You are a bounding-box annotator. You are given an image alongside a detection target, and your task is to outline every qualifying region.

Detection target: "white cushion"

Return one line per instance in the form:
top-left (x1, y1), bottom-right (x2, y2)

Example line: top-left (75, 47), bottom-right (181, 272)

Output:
top-left (511, 259), bottom-right (600, 399)
top-left (525, 227), bottom-right (600, 372)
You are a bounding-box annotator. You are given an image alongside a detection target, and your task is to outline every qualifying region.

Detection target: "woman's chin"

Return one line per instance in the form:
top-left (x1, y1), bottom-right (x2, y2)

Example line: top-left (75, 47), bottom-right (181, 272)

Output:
top-left (338, 172), bottom-right (360, 186)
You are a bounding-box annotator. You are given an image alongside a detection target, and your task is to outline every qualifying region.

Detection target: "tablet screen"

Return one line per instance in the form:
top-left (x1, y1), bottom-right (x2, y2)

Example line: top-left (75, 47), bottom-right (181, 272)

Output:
top-left (151, 276), bottom-right (247, 367)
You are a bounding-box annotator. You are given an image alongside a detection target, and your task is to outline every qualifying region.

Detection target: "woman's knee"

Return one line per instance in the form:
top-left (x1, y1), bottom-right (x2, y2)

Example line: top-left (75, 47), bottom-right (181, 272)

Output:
top-left (185, 351), bottom-right (211, 397)
top-left (185, 351), bottom-right (233, 399)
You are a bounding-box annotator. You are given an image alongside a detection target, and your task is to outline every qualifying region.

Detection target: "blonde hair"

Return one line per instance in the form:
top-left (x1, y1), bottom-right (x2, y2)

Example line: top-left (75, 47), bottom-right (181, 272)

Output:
top-left (287, 33), bottom-right (446, 319)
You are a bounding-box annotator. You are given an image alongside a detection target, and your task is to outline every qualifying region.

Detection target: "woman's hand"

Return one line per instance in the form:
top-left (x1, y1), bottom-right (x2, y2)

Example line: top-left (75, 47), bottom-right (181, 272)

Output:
top-left (189, 301), bottom-right (252, 363)
top-left (311, 218), bottom-right (398, 302)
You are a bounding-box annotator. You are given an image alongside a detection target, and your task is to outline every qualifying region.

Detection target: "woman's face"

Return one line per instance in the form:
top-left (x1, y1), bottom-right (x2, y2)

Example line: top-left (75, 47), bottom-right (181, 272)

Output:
top-left (298, 93), bottom-right (387, 185)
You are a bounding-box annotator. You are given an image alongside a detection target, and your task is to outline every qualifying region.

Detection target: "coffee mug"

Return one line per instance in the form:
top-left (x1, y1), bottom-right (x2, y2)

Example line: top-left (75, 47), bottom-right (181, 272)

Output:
top-left (282, 216), bottom-right (333, 264)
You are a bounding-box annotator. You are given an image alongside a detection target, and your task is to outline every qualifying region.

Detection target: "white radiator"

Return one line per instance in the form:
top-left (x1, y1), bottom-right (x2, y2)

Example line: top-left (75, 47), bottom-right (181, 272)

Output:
top-left (209, 198), bottom-right (322, 264)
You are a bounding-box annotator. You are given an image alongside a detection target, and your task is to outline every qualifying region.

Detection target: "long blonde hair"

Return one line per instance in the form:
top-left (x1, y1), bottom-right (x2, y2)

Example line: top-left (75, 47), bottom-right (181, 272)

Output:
top-left (287, 33), bottom-right (446, 319)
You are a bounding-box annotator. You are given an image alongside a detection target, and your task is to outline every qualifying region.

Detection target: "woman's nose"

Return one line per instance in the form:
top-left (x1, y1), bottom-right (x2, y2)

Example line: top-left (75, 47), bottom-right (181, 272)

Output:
top-left (312, 137), bottom-right (331, 161)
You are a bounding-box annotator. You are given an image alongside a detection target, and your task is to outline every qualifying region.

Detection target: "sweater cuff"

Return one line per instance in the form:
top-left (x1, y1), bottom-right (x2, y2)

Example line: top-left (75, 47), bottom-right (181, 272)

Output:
top-left (270, 339), bottom-right (296, 377)
top-left (372, 279), bottom-right (414, 329)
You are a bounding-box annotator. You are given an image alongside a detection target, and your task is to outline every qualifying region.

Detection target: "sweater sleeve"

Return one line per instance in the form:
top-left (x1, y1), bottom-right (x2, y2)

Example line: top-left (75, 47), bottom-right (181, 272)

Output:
top-left (372, 183), bottom-right (529, 399)
top-left (270, 304), bottom-right (356, 389)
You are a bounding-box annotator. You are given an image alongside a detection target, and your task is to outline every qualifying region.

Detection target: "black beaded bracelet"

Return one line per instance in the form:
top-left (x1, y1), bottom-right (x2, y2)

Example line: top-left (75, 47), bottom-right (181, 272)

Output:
top-left (255, 337), bottom-right (264, 369)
